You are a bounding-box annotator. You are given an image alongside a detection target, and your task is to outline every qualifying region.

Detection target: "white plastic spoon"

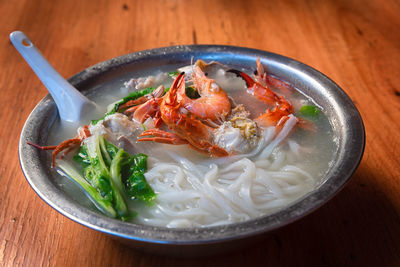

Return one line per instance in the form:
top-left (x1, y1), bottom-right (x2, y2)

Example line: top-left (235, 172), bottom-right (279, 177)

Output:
top-left (10, 31), bottom-right (97, 123)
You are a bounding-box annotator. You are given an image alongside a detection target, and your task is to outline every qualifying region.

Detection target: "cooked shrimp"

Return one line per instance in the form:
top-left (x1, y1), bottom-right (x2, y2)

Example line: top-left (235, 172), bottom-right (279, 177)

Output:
top-left (138, 72), bottom-right (229, 157)
top-left (123, 85), bottom-right (165, 127)
top-left (254, 58), bottom-right (293, 96)
top-left (178, 66), bottom-right (231, 122)
top-left (228, 68), bottom-right (293, 127)
top-left (229, 65), bottom-right (316, 132)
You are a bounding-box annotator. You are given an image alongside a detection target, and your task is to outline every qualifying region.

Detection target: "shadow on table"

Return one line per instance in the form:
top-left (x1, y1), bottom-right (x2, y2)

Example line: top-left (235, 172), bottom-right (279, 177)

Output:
top-left (115, 163), bottom-right (400, 266)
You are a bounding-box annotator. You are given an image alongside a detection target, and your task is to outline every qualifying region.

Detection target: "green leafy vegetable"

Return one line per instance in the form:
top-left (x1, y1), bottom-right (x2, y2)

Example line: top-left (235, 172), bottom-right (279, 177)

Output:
top-left (64, 135), bottom-right (156, 219)
top-left (120, 153), bottom-right (156, 204)
top-left (57, 159), bottom-right (117, 218)
top-left (127, 172), bottom-right (156, 203)
top-left (110, 149), bottom-right (129, 194)
top-left (168, 70), bottom-right (179, 78)
top-left (300, 105), bottom-right (320, 117)
top-left (73, 145), bottom-right (90, 166)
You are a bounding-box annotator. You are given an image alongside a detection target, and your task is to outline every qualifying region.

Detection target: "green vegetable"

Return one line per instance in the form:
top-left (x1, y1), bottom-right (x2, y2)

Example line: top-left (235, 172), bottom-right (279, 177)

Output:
top-left (73, 145), bottom-right (90, 166)
top-left (68, 135), bottom-right (155, 219)
top-left (120, 153), bottom-right (156, 204)
top-left (127, 172), bottom-right (156, 203)
top-left (99, 135), bottom-right (112, 167)
top-left (110, 149), bottom-right (129, 194)
top-left (168, 70), bottom-right (179, 78)
top-left (57, 159), bottom-right (117, 218)
top-left (299, 105), bottom-right (320, 117)
top-left (96, 136), bottom-right (128, 217)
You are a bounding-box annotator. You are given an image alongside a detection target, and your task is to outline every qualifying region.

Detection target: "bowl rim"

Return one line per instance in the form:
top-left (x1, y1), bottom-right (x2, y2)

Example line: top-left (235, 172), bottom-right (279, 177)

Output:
top-left (19, 44), bottom-right (365, 245)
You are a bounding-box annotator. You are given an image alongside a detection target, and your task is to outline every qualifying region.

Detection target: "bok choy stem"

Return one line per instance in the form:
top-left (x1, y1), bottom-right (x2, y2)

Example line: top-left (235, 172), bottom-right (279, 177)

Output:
top-left (68, 135), bottom-right (155, 220)
top-left (56, 160), bottom-right (117, 218)
top-left (95, 136), bottom-right (128, 217)
top-left (110, 149), bottom-right (128, 194)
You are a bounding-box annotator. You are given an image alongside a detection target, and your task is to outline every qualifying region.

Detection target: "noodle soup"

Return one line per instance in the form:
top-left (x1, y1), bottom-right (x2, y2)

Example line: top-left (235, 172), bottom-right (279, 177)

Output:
top-left (47, 60), bottom-right (337, 228)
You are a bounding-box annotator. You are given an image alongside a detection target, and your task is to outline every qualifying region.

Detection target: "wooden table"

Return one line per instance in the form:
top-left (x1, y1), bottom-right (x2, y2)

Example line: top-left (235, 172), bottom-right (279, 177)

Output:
top-left (1, 0), bottom-right (399, 265)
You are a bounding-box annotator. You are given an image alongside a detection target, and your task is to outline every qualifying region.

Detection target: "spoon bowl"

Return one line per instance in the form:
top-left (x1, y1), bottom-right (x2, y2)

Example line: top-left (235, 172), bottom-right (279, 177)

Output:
top-left (10, 31), bottom-right (97, 122)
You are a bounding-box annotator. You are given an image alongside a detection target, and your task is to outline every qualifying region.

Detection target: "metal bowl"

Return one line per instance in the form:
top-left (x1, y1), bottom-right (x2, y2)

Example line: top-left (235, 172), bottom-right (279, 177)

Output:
top-left (19, 45), bottom-right (365, 256)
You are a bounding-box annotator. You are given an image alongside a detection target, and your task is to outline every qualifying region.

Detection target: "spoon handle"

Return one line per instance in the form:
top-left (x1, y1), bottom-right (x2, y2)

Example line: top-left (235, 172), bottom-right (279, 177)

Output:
top-left (10, 31), bottom-right (96, 122)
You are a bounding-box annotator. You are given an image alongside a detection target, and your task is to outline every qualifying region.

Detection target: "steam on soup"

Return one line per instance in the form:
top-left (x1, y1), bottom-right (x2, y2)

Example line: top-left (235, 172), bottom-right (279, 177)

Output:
top-left (42, 59), bottom-right (337, 227)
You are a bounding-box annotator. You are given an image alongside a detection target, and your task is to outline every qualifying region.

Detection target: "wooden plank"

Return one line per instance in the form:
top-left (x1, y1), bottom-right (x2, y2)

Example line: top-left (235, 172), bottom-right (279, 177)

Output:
top-left (0, 0), bottom-right (399, 265)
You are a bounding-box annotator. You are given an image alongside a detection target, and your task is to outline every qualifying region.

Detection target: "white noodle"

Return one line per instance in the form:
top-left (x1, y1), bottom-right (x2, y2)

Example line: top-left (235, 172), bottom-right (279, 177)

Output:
top-left (132, 125), bottom-right (317, 227)
top-left (83, 112), bottom-right (318, 227)
top-left (257, 114), bottom-right (298, 159)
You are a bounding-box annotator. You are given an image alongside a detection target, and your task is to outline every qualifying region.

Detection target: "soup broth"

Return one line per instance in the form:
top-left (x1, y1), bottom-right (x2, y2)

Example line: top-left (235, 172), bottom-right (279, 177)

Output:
top-left (48, 61), bottom-right (337, 228)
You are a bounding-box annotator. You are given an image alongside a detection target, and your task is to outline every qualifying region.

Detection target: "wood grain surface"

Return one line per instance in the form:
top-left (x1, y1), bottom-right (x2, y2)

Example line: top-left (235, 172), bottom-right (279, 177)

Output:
top-left (1, 0), bottom-right (400, 266)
